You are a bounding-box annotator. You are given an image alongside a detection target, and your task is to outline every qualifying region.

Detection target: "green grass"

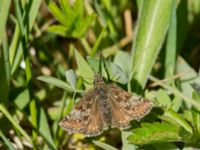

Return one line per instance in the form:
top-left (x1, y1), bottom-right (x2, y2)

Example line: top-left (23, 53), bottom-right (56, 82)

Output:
top-left (1, 0), bottom-right (200, 149)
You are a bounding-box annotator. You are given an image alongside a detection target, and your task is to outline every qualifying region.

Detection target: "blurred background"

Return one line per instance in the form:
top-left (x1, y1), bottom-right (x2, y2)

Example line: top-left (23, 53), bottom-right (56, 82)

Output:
top-left (0, 0), bottom-right (200, 149)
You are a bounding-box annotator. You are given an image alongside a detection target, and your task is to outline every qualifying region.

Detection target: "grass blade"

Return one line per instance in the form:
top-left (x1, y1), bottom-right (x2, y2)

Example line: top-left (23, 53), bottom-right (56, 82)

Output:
top-left (0, 33), bottom-right (10, 104)
top-left (0, 0), bottom-right (11, 45)
top-left (37, 75), bottom-right (77, 93)
top-left (0, 104), bottom-right (33, 145)
top-left (130, 0), bottom-right (174, 93)
top-left (0, 130), bottom-right (16, 150)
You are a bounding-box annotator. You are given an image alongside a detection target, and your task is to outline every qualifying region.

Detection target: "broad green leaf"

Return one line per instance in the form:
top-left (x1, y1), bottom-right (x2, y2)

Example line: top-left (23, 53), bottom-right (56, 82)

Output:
top-left (122, 131), bottom-right (137, 150)
top-left (93, 141), bottom-right (118, 150)
top-left (130, 0), bottom-right (174, 93)
top-left (128, 122), bottom-right (180, 144)
top-left (13, 88), bottom-right (30, 110)
top-left (37, 76), bottom-right (76, 92)
top-left (66, 69), bottom-right (77, 90)
top-left (74, 49), bottom-right (94, 88)
top-left (114, 51), bottom-right (131, 77)
top-left (164, 109), bottom-right (193, 134)
top-left (109, 63), bottom-right (128, 84)
top-left (87, 57), bottom-right (100, 73)
top-left (155, 89), bottom-right (171, 108)
top-left (176, 57), bottom-right (200, 107)
top-left (171, 96), bottom-right (182, 112)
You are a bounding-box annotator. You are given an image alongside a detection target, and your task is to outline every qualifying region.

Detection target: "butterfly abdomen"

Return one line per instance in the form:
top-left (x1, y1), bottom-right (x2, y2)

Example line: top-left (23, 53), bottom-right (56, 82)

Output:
top-left (96, 86), bottom-right (112, 125)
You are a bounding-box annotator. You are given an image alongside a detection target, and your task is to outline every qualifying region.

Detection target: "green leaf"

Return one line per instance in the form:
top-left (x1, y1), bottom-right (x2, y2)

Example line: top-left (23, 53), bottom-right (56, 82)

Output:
top-left (114, 51), bottom-right (131, 77)
top-left (191, 82), bottom-right (200, 97)
top-left (37, 75), bottom-right (75, 92)
top-left (164, 109), bottom-right (193, 134)
top-left (184, 110), bottom-right (200, 134)
top-left (38, 108), bottom-right (57, 150)
top-left (66, 69), bottom-right (77, 90)
top-left (128, 122), bottom-right (180, 144)
top-left (121, 131), bottom-right (137, 150)
top-left (14, 88), bottom-right (30, 110)
top-left (0, 0), bottom-right (11, 45)
top-left (27, 0), bottom-right (42, 31)
top-left (151, 143), bottom-right (179, 150)
top-left (47, 1), bottom-right (70, 27)
top-left (9, 0), bottom-right (41, 67)
top-left (164, 3), bottom-right (177, 83)
top-left (47, 25), bottom-right (68, 37)
top-left (74, 49), bottom-right (94, 88)
top-left (176, 57), bottom-right (200, 107)
top-left (90, 26), bottom-right (107, 57)
top-left (72, 13), bottom-right (96, 38)
top-left (109, 63), bottom-right (128, 84)
top-left (155, 89), bottom-right (171, 108)
top-left (47, 0), bottom-right (95, 38)
top-left (87, 57), bottom-right (100, 73)
top-left (59, 0), bottom-right (74, 18)
top-left (0, 30), bottom-right (10, 103)
top-left (73, 0), bottom-right (84, 17)
top-left (130, 0), bottom-right (174, 93)
top-left (93, 141), bottom-right (118, 150)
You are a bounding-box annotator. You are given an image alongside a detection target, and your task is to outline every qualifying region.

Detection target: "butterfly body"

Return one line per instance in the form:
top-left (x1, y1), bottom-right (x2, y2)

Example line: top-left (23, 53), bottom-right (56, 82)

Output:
top-left (59, 74), bottom-right (152, 137)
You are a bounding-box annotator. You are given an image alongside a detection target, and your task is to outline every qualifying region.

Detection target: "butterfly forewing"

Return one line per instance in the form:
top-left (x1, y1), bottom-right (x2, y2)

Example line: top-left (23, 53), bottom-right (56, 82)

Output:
top-left (59, 89), bottom-right (95, 134)
top-left (59, 88), bottom-right (106, 136)
top-left (108, 84), bottom-right (152, 122)
top-left (127, 95), bottom-right (152, 120)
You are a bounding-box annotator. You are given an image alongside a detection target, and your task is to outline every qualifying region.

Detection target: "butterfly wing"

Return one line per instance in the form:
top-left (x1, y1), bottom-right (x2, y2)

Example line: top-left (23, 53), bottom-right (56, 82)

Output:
top-left (82, 96), bottom-right (107, 137)
top-left (108, 84), bottom-right (152, 129)
top-left (59, 89), bottom-right (106, 137)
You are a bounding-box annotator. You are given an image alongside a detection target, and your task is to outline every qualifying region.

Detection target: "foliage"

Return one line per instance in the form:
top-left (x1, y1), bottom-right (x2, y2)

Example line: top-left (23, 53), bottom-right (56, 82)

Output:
top-left (1, 0), bottom-right (200, 149)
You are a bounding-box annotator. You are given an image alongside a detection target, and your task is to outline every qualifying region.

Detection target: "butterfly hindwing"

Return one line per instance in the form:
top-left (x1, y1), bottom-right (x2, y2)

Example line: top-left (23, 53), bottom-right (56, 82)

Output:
top-left (82, 97), bottom-right (106, 136)
top-left (108, 84), bottom-right (152, 125)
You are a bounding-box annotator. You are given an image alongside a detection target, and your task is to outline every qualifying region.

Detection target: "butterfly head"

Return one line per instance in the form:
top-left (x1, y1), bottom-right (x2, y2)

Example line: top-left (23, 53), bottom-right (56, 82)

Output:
top-left (94, 74), bottom-right (104, 85)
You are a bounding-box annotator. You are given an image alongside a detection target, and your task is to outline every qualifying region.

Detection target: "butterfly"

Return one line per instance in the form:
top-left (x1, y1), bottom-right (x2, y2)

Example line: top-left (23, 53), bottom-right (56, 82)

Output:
top-left (59, 74), bottom-right (152, 137)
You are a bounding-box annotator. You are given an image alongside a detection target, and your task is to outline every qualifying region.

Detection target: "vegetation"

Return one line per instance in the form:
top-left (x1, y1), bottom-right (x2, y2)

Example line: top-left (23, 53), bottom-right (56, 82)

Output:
top-left (0, 0), bottom-right (200, 149)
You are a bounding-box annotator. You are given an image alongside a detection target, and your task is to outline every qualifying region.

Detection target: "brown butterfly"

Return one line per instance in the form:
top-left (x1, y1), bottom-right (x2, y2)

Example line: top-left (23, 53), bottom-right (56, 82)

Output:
top-left (59, 74), bottom-right (152, 137)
